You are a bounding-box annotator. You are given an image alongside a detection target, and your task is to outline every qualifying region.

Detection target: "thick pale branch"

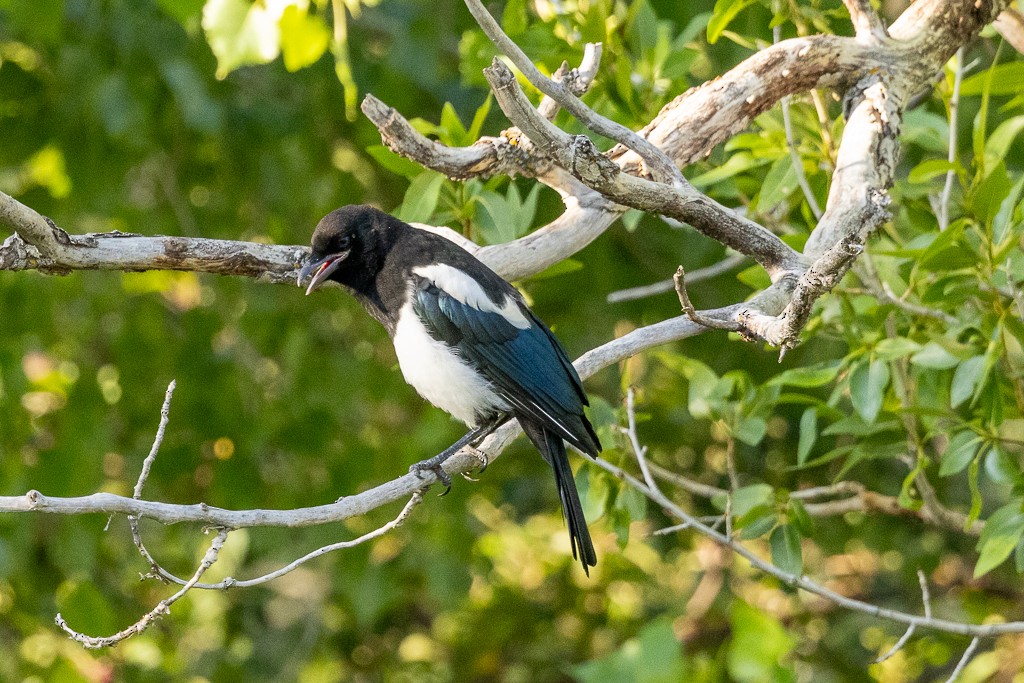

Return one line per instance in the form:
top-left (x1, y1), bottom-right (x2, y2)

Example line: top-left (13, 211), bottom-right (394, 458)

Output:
top-left (613, 35), bottom-right (882, 171)
top-left (483, 58), bottom-right (803, 276)
top-left (361, 94), bottom-right (552, 181)
top-left (0, 192), bottom-right (307, 283)
top-left (843, 0), bottom-right (889, 42)
top-left (537, 42), bottom-right (603, 120)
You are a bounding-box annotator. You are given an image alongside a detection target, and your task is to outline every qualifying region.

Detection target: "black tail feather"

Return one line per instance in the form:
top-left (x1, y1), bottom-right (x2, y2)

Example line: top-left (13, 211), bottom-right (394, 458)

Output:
top-left (521, 420), bottom-right (597, 575)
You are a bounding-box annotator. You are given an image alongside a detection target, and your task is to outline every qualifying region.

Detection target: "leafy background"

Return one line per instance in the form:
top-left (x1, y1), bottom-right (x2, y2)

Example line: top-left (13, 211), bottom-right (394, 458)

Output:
top-left (2, 0), bottom-right (1024, 681)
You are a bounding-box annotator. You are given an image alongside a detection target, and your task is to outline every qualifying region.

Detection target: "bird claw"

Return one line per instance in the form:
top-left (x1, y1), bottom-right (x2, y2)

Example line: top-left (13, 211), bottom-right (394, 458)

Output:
top-left (466, 446), bottom-right (489, 473)
top-left (409, 461), bottom-right (452, 495)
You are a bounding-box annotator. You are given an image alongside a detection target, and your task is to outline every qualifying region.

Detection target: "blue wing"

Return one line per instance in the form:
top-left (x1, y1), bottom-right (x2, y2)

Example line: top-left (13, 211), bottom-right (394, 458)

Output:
top-left (411, 279), bottom-right (599, 456)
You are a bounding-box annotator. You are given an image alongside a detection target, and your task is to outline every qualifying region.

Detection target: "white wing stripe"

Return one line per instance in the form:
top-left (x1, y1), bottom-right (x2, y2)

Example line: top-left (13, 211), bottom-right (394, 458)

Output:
top-left (413, 264), bottom-right (531, 330)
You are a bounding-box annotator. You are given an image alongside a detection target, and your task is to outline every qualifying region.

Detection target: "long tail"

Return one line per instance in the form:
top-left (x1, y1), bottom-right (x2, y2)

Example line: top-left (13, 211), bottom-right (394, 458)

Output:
top-left (521, 420), bottom-right (597, 575)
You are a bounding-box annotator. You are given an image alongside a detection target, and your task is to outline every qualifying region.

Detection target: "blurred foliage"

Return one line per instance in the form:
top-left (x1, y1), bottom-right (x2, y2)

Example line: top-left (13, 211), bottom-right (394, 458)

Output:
top-left (3, 0), bottom-right (1024, 681)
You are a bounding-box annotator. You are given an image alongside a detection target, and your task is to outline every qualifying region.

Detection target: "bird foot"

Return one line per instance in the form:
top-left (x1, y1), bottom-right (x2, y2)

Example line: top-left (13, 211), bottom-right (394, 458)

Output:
top-left (466, 446), bottom-right (489, 473)
top-left (409, 460), bottom-right (452, 496)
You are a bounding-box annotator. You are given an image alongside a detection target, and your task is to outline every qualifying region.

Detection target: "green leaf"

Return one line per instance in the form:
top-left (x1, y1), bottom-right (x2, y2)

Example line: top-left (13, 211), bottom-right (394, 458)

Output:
top-left (734, 416), bottom-right (767, 446)
top-left (366, 145), bottom-right (426, 179)
top-left (873, 337), bottom-right (922, 360)
top-left (755, 156), bottom-right (799, 211)
top-left (797, 407), bottom-right (816, 465)
top-left (573, 618), bottom-right (687, 683)
top-left (279, 5), bottom-right (330, 72)
top-left (466, 96), bottom-right (493, 141)
top-left (898, 461), bottom-right (923, 510)
top-left (960, 62), bottom-right (1024, 96)
top-left (579, 469), bottom-right (610, 521)
top-left (718, 484), bottom-right (774, 518)
top-left (202, 0), bottom-right (280, 79)
top-left (911, 342), bottom-right (961, 369)
top-left (967, 456), bottom-right (984, 529)
top-left (728, 602), bottom-right (796, 683)
top-left (984, 116), bottom-right (1024, 171)
top-left (975, 500), bottom-right (1024, 577)
top-left (690, 152), bottom-right (766, 188)
top-left (331, 10), bottom-right (358, 120)
top-left (848, 358), bottom-right (890, 423)
top-left (788, 499), bottom-right (814, 536)
top-left (736, 264), bottom-right (772, 290)
top-left (951, 356), bottom-right (986, 408)
top-left (939, 431), bottom-right (983, 477)
top-left (907, 158), bottom-right (962, 184)
top-left (768, 362), bottom-right (841, 388)
top-left (739, 513), bottom-right (777, 539)
top-left (985, 445), bottom-right (1019, 485)
top-left (971, 161), bottom-right (1011, 222)
top-left (707, 0), bottom-right (756, 44)
top-left (439, 102), bottom-right (469, 146)
top-left (501, 0), bottom-right (529, 36)
top-left (396, 171), bottom-right (445, 223)
top-left (769, 524), bottom-right (803, 576)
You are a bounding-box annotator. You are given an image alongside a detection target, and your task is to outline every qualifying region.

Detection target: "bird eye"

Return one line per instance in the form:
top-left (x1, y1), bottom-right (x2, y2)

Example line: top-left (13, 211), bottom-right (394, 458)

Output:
top-left (337, 235), bottom-right (352, 250)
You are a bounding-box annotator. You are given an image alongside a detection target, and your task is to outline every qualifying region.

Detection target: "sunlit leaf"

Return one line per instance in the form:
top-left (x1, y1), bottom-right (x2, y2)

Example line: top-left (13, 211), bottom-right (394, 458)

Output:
top-left (707, 0), bottom-right (756, 44)
top-left (396, 171), bottom-right (445, 223)
top-left (279, 5), bottom-right (330, 72)
top-left (202, 0), bottom-right (281, 78)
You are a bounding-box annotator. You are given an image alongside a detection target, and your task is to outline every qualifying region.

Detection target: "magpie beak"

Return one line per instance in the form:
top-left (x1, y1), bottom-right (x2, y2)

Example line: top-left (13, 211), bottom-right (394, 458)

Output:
top-left (299, 251), bottom-right (348, 295)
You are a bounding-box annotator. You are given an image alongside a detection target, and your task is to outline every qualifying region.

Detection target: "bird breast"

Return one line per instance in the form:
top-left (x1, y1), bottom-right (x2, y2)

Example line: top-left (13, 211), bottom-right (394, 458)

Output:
top-left (392, 302), bottom-right (509, 426)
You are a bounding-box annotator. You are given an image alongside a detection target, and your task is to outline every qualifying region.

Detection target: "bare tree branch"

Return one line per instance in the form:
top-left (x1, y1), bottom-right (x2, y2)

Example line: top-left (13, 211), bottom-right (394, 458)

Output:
top-left (593, 444), bottom-right (1023, 639)
top-left (945, 637), bottom-right (981, 682)
top-left (56, 528), bottom-right (229, 648)
top-left (462, 0), bottom-right (683, 186)
top-left (994, 9), bottom-right (1024, 54)
top-left (843, 0), bottom-right (890, 42)
top-left (607, 253), bottom-right (746, 304)
top-left (483, 58), bottom-right (804, 276)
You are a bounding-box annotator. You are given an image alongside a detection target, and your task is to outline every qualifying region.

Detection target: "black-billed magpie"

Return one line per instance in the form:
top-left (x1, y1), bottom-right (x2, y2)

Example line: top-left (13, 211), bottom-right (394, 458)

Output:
top-left (299, 205), bottom-right (601, 574)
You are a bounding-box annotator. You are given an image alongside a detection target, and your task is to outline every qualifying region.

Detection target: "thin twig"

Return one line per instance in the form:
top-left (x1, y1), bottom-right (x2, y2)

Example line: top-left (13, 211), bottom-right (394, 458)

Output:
top-left (874, 623), bottom-right (916, 663)
top-left (873, 569), bottom-right (932, 663)
top-left (775, 26), bottom-right (823, 220)
top-left (56, 528), bottom-right (229, 648)
top-left (624, 388), bottom-right (662, 496)
top-left (144, 492), bottom-right (424, 590)
top-left (607, 254), bottom-right (747, 303)
top-left (939, 46), bottom-right (964, 231)
top-left (133, 380), bottom-right (176, 500)
top-left (674, 266), bottom-right (743, 331)
top-left (944, 637), bottom-right (981, 683)
top-left (919, 569), bottom-right (933, 619)
top-left (590, 454), bottom-right (1023, 636)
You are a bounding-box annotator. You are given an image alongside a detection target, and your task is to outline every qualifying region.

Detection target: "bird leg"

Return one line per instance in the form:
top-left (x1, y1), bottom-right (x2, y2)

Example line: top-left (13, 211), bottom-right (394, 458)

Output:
top-left (409, 414), bottom-right (509, 494)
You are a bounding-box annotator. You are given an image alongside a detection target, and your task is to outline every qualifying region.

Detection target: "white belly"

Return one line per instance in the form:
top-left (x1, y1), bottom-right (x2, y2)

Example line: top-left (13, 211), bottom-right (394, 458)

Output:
top-left (392, 304), bottom-right (509, 426)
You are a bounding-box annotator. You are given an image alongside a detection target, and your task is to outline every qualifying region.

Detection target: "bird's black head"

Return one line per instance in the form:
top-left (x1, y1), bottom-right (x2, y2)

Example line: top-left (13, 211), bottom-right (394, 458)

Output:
top-left (300, 205), bottom-right (403, 295)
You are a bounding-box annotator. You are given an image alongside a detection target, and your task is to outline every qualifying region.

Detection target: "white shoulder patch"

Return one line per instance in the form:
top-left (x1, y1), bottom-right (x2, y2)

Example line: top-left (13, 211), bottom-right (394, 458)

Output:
top-left (413, 263), bottom-right (531, 330)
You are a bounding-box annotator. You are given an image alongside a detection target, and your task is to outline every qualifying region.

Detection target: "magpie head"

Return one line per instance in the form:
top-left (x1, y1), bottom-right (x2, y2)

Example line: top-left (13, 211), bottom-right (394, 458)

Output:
top-left (300, 205), bottom-right (398, 295)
